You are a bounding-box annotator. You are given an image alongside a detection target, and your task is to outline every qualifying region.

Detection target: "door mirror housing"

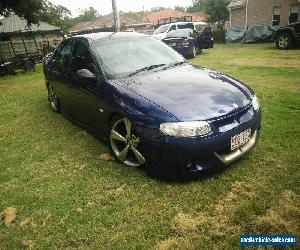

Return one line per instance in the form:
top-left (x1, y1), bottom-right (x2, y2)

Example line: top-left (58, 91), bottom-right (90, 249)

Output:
top-left (76, 69), bottom-right (96, 82)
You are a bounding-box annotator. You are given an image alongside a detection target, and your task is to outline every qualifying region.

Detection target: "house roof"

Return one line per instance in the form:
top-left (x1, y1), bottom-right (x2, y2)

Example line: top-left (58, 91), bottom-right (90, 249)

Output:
top-left (144, 8), bottom-right (206, 25)
top-left (69, 13), bottom-right (150, 33)
top-left (0, 14), bottom-right (61, 34)
top-left (228, 0), bottom-right (246, 9)
top-left (74, 32), bottom-right (147, 41)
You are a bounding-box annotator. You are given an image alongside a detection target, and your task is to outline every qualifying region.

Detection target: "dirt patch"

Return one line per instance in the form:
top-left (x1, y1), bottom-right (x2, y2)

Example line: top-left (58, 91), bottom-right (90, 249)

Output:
top-left (255, 190), bottom-right (300, 233)
top-left (168, 181), bottom-right (259, 247)
top-left (22, 239), bottom-right (34, 249)
top-left (99, 153), bottom-right (115, 161)
top-left (19, 218), bottom-right (31, 227)
top-left (230, 58), bottom-right (300, 68)
top-left (155, 237), bottom-right (179, 250)
top-left (2, 207), bottom-right (17, 227)
top-left (171, 213), bottom-right (199, 234)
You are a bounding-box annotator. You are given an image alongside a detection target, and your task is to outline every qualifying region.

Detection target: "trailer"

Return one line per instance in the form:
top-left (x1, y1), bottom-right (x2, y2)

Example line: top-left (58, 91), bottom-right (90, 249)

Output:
top-left (0, 39), bottom-right (61, 76)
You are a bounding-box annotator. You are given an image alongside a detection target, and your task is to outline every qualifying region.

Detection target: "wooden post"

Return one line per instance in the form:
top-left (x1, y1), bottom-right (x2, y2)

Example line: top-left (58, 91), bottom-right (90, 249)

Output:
top-left (112, 0), bottom-right (120, 32)
top-left (21, 34), bottom-right (28, 54)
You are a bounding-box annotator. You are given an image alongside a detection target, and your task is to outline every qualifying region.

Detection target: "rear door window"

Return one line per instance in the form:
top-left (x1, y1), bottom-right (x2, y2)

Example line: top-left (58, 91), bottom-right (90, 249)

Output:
top-left (169, 25), bottom-right (177, 31)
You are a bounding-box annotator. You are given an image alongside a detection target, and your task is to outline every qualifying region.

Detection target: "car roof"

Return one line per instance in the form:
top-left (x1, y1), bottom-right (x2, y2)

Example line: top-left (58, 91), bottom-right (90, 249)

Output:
top-left (73, 32), bottom-right (147, 41)
top-left (158, 21), bottom-right (207, 27)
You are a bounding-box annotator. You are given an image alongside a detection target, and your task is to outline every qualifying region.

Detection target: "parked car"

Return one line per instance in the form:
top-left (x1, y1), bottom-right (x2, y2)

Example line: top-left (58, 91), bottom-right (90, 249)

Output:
top-left (275, 22), bottom-right (300, 49)
top-left (162, 28), bottom-right (214, 58)
top-left (153, 21), bottom-right (208, 40)
top-left (43, 32), bottom-right (261, 177)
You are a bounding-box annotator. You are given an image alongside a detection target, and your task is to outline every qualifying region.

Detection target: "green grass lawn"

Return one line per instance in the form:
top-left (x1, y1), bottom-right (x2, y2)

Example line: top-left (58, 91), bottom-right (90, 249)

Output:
top-left (0, 44), bottom-right (299, 249)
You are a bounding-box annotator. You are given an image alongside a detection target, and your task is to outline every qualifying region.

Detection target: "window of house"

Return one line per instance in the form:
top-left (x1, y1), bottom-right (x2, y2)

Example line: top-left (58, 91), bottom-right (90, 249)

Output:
top-left (272, 7), bottom-right (281, 26)
top-left (289, 5), bottom-right (299, 24)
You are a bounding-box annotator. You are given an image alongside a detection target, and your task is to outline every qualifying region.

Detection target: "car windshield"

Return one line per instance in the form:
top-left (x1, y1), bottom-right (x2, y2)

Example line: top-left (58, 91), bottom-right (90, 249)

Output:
top-left (166, 29), bottom-right (192, 38)
top-left (95, 37), bottom-right (186, 79)
top-left (154, 25), bottom-right (170, 34)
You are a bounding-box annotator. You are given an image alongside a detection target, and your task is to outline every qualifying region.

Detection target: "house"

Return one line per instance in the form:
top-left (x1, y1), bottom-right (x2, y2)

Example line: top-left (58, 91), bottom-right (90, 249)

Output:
top-left (69, 9), bottom-right (207, 35)
top-left (228, 0), bottom-right (300, 29)
top-left (69, 13), bottom-right (151, 35)
top-left (0, 13), bottom-right (63, 54)
top-left (144, 8), bottom-right (206, 26)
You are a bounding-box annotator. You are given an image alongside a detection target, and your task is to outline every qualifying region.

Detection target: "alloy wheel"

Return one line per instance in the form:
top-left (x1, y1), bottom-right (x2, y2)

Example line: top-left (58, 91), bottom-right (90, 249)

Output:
top-left (110, 118), bottom-right (145, 167)
top-left (278, 35), bottom-right (289, 49)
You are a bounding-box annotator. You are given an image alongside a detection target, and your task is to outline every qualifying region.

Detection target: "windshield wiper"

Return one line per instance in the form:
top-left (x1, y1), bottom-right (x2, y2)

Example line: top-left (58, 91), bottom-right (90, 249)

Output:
top-left (129, 64), bottom-right (167, 76)
top-left (163, 61), bottom-right (187, 70)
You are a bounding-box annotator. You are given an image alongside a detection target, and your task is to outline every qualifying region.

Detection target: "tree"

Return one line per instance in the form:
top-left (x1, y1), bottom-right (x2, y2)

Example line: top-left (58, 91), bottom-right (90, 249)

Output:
top-left (76, 7), bottom-right (100, 22)
top-left (0, 0), bottom-right (73, 30)
top-left (187, 0), bottom-right (230, 28)
top-left (186, 0), bottom-right (204, 13)
top-left (203, 0), bottom-right (230, 28)
top-left (151, 7), bottom-right (165, 12)
top-left (174, 6), bottom-right (186, 12)
top-left (0, 0), bottom-right (44, 25)
top-left (39, 1), bottom-right (72, 30)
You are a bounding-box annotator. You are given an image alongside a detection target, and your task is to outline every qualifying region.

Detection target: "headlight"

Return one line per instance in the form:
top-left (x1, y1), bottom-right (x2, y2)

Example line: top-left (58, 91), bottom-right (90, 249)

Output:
top-left (252, 95), bottom-right (260, 111)
top-left (160, 121), bottom-right (211, 137)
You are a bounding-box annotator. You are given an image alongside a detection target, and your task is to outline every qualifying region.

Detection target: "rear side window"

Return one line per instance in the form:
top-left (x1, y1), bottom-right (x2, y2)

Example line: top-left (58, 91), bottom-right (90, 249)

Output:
top-left (177, 23), bottom-right (194, 30)
top-left (170, 25), bottom-right (177, 31)
top-left (192, 30), bottom-right (199, 38)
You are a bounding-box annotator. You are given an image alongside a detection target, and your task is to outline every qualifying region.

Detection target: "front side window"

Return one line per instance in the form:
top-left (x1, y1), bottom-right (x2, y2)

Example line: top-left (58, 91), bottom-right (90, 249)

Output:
top-left (95, 37), bottom-right (185, 79)
top-left (71, 40), bottom-right (96, 74)
top-left (289, 5), bottom-right (299, 24)
top-left (54, 39), bottom-right (73, 72)
top-left (272, 6), bottom-right (281, 26)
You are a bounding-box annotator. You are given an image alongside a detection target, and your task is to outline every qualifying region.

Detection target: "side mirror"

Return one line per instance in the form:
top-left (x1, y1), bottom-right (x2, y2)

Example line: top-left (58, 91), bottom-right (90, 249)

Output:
top-left (76, 69), bottom-right (96, 82)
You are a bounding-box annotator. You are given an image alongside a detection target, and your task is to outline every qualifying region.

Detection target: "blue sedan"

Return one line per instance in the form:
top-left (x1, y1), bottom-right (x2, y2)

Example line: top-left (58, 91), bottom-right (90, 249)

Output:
top-left (43, 32), bottom-right (261, 177)
top-left (162, 28), bottom-right (214, 58)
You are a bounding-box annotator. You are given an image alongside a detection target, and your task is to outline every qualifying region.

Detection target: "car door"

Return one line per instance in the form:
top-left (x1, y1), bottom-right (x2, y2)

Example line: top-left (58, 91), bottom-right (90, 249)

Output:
top-left (198, 27), bottom-right (214, 49)
top-left (48, 39), bottom-right (74, 111)
top-left (68, 39), bottom-right (108, 132)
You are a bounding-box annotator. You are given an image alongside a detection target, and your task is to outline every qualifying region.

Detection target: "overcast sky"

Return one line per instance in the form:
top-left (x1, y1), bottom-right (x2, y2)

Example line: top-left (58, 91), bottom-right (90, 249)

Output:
top-left (49, 0), bottom-right (193, 17)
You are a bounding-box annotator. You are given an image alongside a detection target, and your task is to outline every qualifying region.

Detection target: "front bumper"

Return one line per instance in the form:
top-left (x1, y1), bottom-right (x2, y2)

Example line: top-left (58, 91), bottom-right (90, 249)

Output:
top-left (139, 107), bottom-right (262, 174)
top-left (214, 129), bottom-right (259, 166)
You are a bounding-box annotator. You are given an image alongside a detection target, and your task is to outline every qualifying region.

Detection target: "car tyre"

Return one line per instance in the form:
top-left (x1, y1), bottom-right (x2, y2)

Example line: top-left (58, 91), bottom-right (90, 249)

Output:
top-left (109, 115), bottom-right (146, 167)
top-left (47, 84), bottom-right (60, 112)
top-left (276, 32), bottom-right (294, 49)
top-left (198, 49), bottom-right (204, 55)
top-left (24, 60), bottom-right (35, 72)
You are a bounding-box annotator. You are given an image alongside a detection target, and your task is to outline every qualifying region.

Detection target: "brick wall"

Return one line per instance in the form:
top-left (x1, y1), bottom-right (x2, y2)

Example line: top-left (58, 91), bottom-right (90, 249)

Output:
top-left (231, 8), bottom-right (246, 29)
top-left (230, 0), bottom-right (300, 29)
